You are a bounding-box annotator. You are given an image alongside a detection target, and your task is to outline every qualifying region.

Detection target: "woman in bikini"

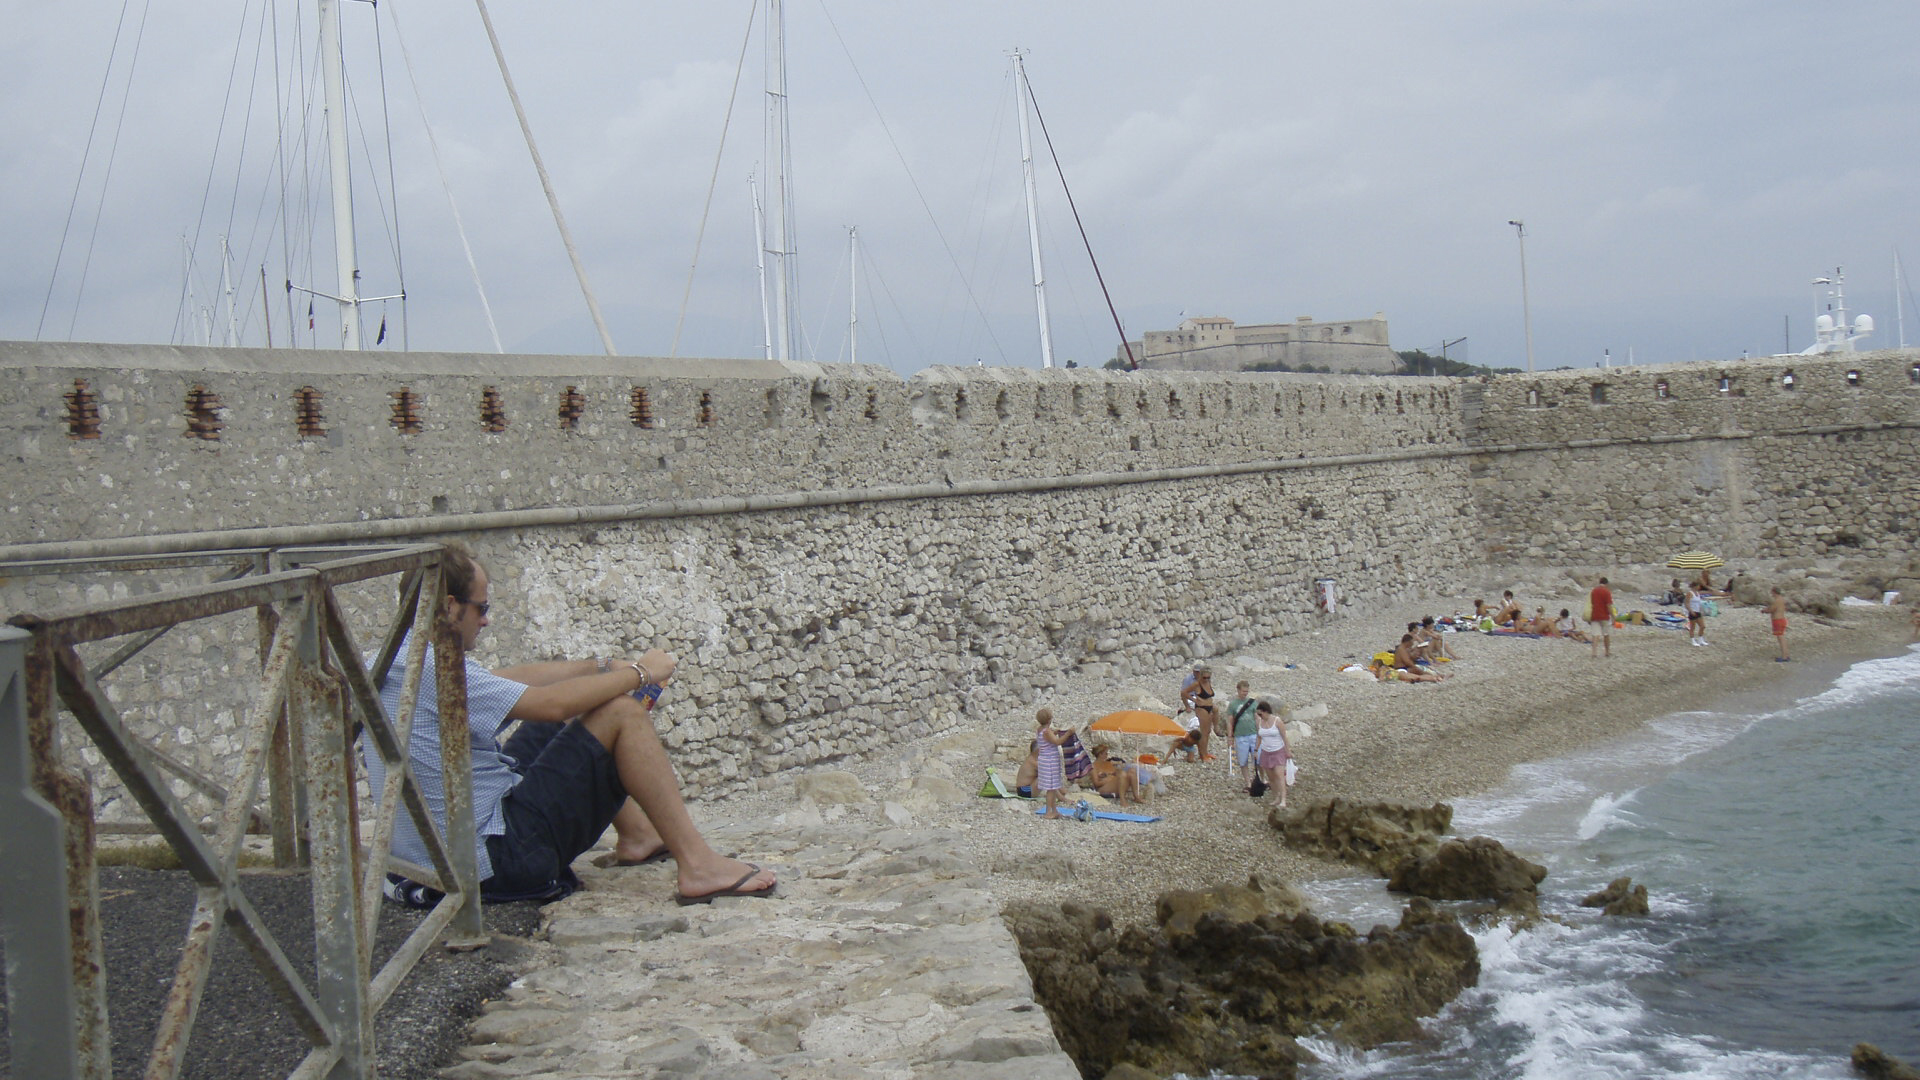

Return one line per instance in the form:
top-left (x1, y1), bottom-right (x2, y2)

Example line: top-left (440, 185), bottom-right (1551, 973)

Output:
top-left (1181, 666), bottom-right (1220, 761)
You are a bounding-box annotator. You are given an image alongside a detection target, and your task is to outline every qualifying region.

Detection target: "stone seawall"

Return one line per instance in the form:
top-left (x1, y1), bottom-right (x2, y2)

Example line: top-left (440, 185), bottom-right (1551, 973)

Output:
top-left (1468, 353), bottom-right (1920, 563)
top-left (3, 341), bottom-right (1915, 812)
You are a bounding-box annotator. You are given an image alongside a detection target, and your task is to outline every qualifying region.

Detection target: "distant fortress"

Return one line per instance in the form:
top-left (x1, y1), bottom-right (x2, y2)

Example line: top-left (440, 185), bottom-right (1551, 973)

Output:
top-left (1118, 313), bottom-right (1397, 374)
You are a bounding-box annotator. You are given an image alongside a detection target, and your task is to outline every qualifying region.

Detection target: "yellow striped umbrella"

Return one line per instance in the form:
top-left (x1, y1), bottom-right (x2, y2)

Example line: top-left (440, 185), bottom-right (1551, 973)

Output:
top-left (1666, 550), bottom-right (1726, 570)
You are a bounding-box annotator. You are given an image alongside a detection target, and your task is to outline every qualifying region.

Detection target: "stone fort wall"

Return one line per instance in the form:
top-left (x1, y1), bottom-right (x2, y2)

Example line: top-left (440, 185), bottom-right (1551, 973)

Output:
top-left (2, 341), bottom-right (1914, 811)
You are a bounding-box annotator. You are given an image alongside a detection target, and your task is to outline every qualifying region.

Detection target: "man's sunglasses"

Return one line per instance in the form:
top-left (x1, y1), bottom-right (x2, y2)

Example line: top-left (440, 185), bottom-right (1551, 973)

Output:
top-left (458, 597), bottom-right (491, 617)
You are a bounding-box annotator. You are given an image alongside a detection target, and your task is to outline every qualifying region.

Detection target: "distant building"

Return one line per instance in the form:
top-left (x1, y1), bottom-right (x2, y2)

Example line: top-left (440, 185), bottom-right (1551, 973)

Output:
top-left (1117, 313), bottom-right (1396, 374)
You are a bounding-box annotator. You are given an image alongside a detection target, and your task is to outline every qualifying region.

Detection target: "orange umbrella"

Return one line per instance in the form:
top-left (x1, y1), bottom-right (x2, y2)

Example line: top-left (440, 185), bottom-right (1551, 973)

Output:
top-left (1088, 710), bottom-right (1188, 737)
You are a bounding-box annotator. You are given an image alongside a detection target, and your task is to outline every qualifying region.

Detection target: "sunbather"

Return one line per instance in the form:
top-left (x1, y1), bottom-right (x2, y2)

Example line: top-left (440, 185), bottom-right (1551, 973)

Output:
top-left (1420, 615), bottom-right (1459, 660)
top-left (1370, 658), bottom-right (1446, 683)
top-left (1493, 590), bottom-right (1522, 627)
top-left (1088, 744), bottom-right (1145, 804)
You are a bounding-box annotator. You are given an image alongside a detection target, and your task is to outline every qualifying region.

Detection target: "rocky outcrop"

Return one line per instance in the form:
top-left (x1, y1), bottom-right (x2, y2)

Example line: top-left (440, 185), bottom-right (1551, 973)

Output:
top-left (1155, 872), bottom-right (1310, 937)
top-left (1853, 1042), bottom-right (1920, 1080)
top-left (1006, 889), bottom-right (1479, 1080)
top-left (1268, 798), bottom-right (1453, 875)
top-left (1388, 835), bottom-right (1548, 916)
top-left (1580, 876), bottom-right (1650, 916)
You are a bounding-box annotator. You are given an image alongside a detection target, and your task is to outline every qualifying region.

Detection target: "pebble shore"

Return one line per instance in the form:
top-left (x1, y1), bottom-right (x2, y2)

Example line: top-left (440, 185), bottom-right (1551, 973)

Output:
top-left (449, 563), bottom-right (1913, 1077)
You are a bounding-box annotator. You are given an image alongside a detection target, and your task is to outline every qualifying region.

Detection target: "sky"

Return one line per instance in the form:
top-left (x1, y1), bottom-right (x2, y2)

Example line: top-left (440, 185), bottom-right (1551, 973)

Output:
top-left (5, 0), bottom-right (1919, 375)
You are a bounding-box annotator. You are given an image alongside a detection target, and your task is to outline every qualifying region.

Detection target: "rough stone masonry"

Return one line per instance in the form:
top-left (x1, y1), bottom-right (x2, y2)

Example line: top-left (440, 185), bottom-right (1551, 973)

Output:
top-left (2, 341), bottom-right (1915, 811)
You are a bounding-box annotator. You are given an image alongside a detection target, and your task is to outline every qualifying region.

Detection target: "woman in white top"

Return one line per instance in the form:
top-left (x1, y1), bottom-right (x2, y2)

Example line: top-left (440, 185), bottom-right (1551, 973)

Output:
top-left (1253, 700), bottom-right (1292, 808)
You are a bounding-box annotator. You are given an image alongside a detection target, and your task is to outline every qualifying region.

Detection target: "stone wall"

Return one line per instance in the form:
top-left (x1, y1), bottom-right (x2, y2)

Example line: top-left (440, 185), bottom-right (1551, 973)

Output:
top-left (1466, 351), bottom-right (1920, 563)
top-left (0, 341), bottom-right (1474, 809)
top-left (3, 342), bottom-right (1915, 810)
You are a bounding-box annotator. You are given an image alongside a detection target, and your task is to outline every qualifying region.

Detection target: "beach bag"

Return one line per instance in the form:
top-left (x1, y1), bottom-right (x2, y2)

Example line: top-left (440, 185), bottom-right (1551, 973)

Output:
top-left (1702, 598), bottom-right (1720, 617)
top-left (978, 766), bottom-right (1019, 799)
top-left (1248, 775), bottom-right (1268, 798)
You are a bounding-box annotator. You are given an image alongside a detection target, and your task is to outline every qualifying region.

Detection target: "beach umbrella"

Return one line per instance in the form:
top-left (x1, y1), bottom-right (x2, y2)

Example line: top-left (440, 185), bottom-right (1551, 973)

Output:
top-left (1666, 550), bottom-right (1726, 570)
top-left (1088, 710), bottom-right (1188, 737)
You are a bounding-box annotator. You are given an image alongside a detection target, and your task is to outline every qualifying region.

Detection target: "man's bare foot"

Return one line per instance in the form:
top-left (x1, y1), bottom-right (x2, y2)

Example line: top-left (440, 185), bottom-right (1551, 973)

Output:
top-left (676, 855), bottom-right (775, 901)
top-left (612, 838), bottom-right (669, 863)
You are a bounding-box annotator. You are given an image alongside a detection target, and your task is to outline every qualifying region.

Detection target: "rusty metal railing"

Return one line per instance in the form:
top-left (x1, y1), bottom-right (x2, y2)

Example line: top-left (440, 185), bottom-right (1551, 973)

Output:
top-left (0, 543), bottom-right (486, 1080)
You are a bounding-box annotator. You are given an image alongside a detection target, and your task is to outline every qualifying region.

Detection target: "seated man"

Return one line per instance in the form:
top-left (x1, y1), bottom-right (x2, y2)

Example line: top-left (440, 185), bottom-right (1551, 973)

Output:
top-left (1420, 615), bottom-right (1459, 660)
top-left (1014, 748), bottom-right (1039, 797)
top-left (1392, 633), bottom-right (1426, 671)
top-left (369, 541), bottom-right (775, 907)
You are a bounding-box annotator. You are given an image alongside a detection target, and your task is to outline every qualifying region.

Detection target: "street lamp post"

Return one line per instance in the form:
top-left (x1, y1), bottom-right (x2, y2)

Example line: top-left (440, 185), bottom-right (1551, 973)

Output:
top-left (1508, 220), bottom-right (1535, 373)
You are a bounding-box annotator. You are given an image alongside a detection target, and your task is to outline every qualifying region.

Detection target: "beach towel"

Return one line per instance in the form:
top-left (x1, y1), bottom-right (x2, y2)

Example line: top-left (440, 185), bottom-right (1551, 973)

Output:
top-left (1061, 732), bottom-right (1094, 782)
top-left (1035, 802), bottom-right (1161, 823)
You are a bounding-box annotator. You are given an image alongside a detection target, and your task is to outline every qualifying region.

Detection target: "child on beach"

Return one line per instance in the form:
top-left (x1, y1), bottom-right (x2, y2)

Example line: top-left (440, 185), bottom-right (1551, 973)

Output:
top-left (1253, 700), bottom-right (1292, 807)
top-left (1032, 708), bottom-right (1070, 819)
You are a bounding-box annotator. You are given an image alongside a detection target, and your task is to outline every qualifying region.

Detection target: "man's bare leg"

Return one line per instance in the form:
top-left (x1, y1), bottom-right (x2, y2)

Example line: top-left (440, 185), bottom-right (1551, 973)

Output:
top-left (608, 801), bottom-right (666, 863)
top-left (581, 696), bottom-right (775, 898)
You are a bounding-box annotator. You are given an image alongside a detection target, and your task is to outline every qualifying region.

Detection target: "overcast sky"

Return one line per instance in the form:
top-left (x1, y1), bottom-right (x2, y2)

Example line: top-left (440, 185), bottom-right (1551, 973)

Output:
top-left (5, 1), bottom-right (1919, 374)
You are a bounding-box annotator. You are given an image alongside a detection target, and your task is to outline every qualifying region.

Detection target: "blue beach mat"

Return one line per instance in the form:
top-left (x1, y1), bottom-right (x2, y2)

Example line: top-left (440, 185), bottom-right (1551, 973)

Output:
top-left (1035, 801), bottom-right (1161, 823)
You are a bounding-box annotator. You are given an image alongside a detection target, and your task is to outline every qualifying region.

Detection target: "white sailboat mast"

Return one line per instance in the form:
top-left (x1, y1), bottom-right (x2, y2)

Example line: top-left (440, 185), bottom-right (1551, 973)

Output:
top-left (1011, 49), bottom-right (1054, 369)
top-left (765, 0), bottom-right (798, 362)
top-left (751, 174), bottom-right (774, 362)
top-left (1897, 250), bottom-right (1908, 349)
top-left (318, 0), bottom-right (363, 349)
top-left (847, 225), bottom-right (857, 365)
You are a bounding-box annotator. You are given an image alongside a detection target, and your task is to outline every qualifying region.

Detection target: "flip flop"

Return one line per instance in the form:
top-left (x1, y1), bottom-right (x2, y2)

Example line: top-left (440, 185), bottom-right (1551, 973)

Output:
top-left (674, 865), bottom-right (777, 906)
top-left (591, 848), bottom-right (671, 868)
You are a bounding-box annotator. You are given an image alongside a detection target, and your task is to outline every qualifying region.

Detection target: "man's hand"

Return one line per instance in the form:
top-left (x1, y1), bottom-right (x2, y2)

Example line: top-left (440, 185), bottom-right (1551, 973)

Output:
top-left (631, 649), bottom-right (677, 685)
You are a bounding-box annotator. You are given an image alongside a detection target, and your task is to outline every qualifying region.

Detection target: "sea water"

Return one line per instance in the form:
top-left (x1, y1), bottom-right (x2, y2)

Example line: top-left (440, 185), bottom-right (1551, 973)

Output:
top-left (1297, 644), bottom-right (1920, 1080)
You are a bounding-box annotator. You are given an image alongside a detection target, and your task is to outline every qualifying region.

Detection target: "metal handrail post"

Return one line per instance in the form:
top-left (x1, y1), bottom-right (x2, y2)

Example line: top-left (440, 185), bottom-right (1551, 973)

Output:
top-left (297, 588), bottom-right (373, 1077)
top-left (431, 569), bottom-right (486, 945)
top-left (0, 626), bottom-right (110, 1079)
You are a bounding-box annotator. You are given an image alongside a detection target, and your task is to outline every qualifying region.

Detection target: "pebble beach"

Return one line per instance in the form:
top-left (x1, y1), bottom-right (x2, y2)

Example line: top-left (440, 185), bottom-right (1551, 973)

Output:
top-left (712, 560), bottom-right (1916, 928)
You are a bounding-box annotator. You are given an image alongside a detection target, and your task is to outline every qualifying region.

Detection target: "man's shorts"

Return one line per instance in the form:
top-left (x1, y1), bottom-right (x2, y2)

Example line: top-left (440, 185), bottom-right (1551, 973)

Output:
top-left (1772, 617), bottom-right (1788, 635)
top-left (1234, 734), bottom-right (1258, 766)
top-left (483, 720), bottom-right (628, 901)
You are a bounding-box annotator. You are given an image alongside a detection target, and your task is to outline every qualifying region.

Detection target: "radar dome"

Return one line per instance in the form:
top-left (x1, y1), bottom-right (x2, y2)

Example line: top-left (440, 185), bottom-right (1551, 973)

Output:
top-left (1815, 314), bottom-right (1836, 332)
top-left (1854, 314), bottom-right (1874, 334)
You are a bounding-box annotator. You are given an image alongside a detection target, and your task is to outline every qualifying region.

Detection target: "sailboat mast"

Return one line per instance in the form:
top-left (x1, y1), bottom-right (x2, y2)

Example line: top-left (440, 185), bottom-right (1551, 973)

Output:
top-left (220, 236), bottom-right (238, 346)
top-left (765, 0), bottom-right (798, 362)
top-left (847, 225), bottom-right (857, 365)
top-left (318, 0), bottom-right (363, 349)
top-left (751, 174), bottom-right (774, 362)
top-left (1011, 50), bottom-right (1054, 369)
top-left (1897, 249), bottom-right (1908, 349)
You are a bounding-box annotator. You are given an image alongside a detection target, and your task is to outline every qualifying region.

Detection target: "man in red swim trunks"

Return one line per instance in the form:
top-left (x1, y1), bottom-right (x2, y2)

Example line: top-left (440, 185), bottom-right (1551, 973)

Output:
top-left (1768, 586), bottom-right (1790, 662)
top-left (1587, 577), bottom-right (1613, 658)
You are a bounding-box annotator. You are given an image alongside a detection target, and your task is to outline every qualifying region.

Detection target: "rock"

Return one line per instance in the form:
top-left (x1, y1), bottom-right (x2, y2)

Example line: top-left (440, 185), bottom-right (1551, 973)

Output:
top-left (1156, 873), bottom-right (1310, 937)
top-left (908, 774), bottom-right (972, 804)
top-left (1103, 1064), bottom-right (1163, 1080)
top-left (1005, 893), bottom-right (1478, 1080)
top-left (796, 770), bottom-right (871, 805)
top-left (1579, 876), bottom-right (1650, 916)
top-left (883, 800), bottom-right (916, 825)
top-left (1853, 1043), bottom-right (1920, 1080)
top-left (1388, 836), bottom-right (1547, 915)
top-left (1269, 798), bottom-right (1453, 876)
top-left (1288, 702), bottom-right (1329, 722)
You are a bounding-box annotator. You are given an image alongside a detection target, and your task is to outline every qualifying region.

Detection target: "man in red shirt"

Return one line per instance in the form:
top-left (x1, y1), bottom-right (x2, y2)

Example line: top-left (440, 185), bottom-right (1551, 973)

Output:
top-left (1587, 577), bottom-right (1613, 658)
